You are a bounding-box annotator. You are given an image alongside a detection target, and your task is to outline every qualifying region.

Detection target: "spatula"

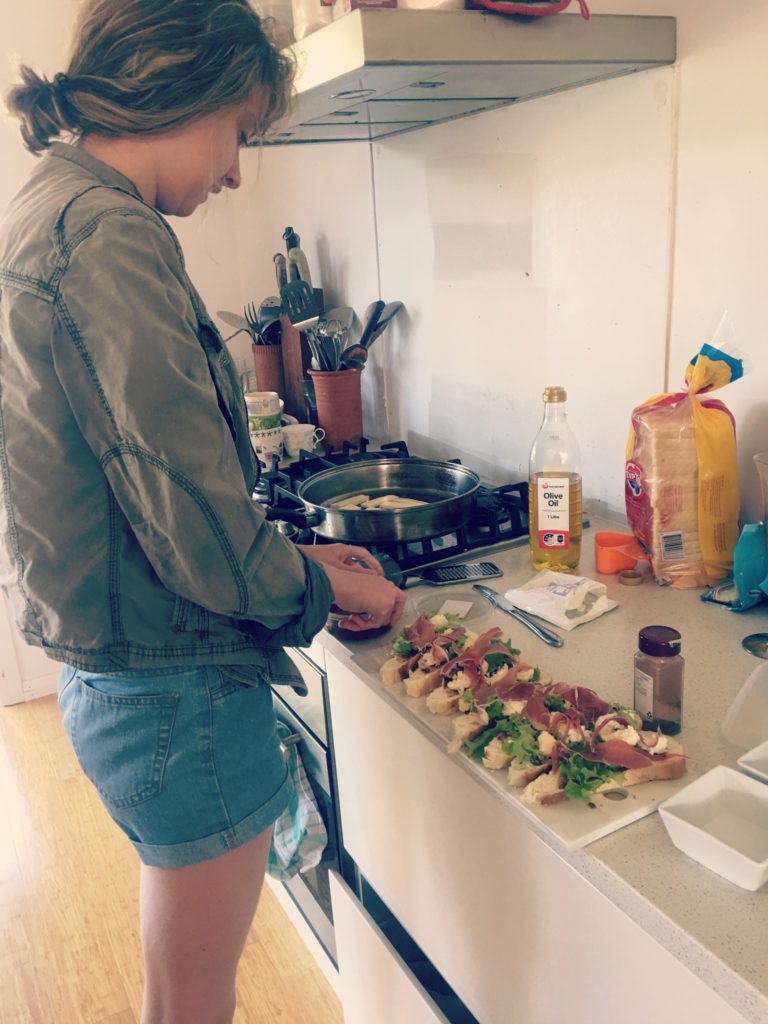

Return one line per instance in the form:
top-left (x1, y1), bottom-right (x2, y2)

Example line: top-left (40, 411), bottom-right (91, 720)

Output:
top-left (281, 277), bottom-right (320, 331)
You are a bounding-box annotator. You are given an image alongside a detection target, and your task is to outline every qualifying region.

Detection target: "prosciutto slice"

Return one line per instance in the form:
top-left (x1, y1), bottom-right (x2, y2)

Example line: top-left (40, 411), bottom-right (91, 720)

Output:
top-left (492, 676), bottom-right (537, 702)
top-left (405, 615), bottom-right (437, 649)
top-left (440, 629), bottom-right (502, 684)
top-left (551, 683), bottom-right (610, 722)
top-left (581, 738), bottom-right (658, 769)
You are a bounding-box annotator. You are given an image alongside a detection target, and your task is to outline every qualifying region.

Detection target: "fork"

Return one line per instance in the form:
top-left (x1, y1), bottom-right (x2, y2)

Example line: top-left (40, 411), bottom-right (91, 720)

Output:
top-left (243, 302), bottom-right (262, 343)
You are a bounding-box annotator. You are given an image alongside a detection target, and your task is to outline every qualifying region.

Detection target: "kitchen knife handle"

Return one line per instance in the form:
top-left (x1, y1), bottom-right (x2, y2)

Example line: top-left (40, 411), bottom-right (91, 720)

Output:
top-left (273, 253), bottom-right (288, 290)
top-left (287, 246), bottom-right (312, 288)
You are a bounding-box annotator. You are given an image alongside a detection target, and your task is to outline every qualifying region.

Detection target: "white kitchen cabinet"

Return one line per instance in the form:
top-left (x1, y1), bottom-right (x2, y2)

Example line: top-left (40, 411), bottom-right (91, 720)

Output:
top-left (329, 871), bottom-right (449, 1024)
top-left (325, 649), bottom-right (748, 1024)
top-left (0, 592), bottom-right (58, 705)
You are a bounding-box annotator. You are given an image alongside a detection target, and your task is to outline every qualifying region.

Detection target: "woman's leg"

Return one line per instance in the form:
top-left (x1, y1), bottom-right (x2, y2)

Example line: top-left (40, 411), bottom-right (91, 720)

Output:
top-left (139, 826), bottom-right (272, 1024)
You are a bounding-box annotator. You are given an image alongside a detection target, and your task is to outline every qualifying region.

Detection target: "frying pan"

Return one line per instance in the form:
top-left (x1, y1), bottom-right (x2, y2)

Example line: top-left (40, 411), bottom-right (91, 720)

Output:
top-left (265, 458), bottom-right (481, 544)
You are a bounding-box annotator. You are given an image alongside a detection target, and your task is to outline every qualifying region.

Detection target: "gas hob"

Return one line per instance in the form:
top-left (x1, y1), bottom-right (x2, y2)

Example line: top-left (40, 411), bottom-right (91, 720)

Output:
top-left (254, 439), bottom-right (530, 573)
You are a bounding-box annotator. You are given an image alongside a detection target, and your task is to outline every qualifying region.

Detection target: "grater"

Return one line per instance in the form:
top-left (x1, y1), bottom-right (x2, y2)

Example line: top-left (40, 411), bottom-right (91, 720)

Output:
top-left (405, 562), bottom-right (502, 586)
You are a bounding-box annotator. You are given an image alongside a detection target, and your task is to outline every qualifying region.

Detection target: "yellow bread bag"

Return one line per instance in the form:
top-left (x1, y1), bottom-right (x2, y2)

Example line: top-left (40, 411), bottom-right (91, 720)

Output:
top-left (625, 342), bottom-right (743, 588)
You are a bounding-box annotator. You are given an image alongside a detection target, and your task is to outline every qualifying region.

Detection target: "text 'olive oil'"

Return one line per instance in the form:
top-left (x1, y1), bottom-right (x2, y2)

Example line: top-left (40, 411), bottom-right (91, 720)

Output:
top-left (528, 387), bottom-right (583, 573)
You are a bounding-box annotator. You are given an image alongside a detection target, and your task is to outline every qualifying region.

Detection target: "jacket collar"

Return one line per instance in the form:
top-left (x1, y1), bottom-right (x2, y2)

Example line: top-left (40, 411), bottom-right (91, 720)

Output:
top-left (48, 142), bottom-right (143, 201)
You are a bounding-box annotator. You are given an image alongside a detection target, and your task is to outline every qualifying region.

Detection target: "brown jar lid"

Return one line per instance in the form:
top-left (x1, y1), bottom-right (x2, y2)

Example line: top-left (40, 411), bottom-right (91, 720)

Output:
top-left (618, 569), bottom-right (643, 585)
top-left (638, 625), bottom-right (682, 657)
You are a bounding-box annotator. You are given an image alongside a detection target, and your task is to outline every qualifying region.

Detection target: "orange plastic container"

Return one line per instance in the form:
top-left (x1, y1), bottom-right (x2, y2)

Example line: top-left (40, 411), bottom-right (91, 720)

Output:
top-left (594, 531), bottom-right (646, 574)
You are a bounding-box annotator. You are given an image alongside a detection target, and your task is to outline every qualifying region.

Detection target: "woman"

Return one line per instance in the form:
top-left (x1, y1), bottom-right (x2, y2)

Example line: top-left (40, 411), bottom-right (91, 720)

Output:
top-left (0, 2), bottom-right (405, 1021)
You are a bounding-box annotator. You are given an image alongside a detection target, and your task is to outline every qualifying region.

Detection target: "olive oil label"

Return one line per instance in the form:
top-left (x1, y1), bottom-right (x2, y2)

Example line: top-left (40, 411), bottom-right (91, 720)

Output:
top-left (536, 477), bottom-right (570, 549)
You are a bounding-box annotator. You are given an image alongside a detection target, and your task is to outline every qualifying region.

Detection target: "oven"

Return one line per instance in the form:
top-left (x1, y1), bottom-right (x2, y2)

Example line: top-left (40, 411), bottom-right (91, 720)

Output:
top-left (272, 646), bottom-right (481, 1023)
top-left (271, 644), bottom-right (353, 967)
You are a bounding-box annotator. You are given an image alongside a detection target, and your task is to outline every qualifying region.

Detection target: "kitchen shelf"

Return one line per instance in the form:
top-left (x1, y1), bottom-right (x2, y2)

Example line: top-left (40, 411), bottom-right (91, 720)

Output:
top-left (261, 9), bottom-right (676, 145)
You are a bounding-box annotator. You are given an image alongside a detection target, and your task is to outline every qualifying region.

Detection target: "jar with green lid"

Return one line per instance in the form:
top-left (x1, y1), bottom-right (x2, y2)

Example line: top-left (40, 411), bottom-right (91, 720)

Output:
top-left (633, 625), bottom-right (684, 735)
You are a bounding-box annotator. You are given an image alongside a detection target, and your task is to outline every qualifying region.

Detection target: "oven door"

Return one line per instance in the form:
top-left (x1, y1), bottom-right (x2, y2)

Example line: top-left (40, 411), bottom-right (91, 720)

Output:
top-left (272, 688), bottom-right (340, 965)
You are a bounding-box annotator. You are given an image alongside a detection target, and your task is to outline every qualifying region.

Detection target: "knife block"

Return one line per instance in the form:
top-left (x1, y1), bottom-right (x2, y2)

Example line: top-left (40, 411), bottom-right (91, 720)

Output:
top-left (279, 318), bottom-right (311, 420)
top-left (279, 288), bottom-right (323, 421)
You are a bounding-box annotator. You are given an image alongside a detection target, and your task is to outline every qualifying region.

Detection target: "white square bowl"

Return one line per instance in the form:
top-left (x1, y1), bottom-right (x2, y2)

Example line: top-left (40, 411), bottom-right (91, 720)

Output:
top-left (658, 765), bottom-right (768, 891)
top-left (737, 739), bottom-right (768, 785)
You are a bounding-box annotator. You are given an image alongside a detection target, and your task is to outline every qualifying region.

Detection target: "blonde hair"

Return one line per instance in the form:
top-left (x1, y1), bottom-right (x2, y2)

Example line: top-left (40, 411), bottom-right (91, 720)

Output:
top-left (6, 0), bottom-right (295, 155)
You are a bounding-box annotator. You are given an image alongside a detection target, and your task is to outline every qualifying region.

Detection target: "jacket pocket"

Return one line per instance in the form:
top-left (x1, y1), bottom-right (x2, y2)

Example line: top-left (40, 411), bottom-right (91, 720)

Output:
top-left (62, 675), bottom-right (179, 809)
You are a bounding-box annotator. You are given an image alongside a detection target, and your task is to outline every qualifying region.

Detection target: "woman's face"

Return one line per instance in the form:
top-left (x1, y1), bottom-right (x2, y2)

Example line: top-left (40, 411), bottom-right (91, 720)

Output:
top-left (153, 90), bottom-right (266, 217)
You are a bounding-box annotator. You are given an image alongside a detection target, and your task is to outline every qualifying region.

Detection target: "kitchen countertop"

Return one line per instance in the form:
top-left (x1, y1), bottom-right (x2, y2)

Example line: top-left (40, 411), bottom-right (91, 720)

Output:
top-left (318, 512), bottom-right (768, 1024)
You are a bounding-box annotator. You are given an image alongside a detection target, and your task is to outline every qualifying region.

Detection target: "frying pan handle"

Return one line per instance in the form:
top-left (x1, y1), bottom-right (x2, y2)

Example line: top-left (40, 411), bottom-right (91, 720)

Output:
top-left (265, 506), bottom-right (323, 528)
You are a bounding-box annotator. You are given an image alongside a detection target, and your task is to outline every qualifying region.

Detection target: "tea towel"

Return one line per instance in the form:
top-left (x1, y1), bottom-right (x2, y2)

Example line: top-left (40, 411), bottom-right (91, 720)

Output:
top-left (268, 722), bottom-right (328, 880)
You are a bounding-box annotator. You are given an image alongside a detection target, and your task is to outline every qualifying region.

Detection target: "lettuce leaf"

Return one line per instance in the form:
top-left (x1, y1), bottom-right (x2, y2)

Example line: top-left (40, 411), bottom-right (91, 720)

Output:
top-left (499, 715), bottom-right (541, 764)
top-left (544, 693), bottom-right (567, 712)
top-left (391, 632), bottom-right (415, 658)
top-left (484, 638), bottom-right (521, 674)
top-left (560, 753), bottom-right (624, 802)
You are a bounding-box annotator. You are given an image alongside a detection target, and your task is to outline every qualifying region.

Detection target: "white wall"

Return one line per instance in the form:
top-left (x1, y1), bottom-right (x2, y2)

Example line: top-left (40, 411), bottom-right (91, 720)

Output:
top-left (2, 0), bottom-right (768, 515)
top-left (182, 0), bottom-right (768, 520)
top-left (6, 2), bottom-right (768, 520)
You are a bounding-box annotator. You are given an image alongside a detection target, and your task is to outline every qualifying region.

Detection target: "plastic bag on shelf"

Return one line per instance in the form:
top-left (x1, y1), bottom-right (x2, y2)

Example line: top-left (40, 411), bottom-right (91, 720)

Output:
top-left (292, 0), bottom-right (332, 40)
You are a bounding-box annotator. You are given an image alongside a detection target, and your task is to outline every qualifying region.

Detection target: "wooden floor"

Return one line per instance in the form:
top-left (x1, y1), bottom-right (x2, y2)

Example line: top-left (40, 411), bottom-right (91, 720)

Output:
top-left (0, 694), bottom-right (344, 1024)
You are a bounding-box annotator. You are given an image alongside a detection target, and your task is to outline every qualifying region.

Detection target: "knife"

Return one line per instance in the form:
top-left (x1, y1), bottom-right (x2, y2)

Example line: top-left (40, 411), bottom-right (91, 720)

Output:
top-left (273, 252), bottom-right (288, 292)
top-left (472, 584), bottom-right (564, 648)
top-left (287, 246), bottom-right (313, 289)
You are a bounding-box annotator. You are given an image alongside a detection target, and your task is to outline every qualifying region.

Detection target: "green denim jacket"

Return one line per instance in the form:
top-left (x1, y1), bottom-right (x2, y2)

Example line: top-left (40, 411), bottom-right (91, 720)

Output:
top-left (0, 143), bottom-right (332, 676)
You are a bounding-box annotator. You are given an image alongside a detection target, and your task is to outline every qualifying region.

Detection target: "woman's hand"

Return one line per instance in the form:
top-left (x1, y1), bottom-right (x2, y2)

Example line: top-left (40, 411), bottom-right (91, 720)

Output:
top-left (299, 542), bottom-right (384, 577)
top-left (320, 563), bottom-right (406, 632)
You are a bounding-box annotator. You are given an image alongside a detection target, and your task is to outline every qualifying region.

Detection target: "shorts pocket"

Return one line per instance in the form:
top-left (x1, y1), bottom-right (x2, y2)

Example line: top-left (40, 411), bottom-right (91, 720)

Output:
top-left (64, 676), bottom-right (180, 809)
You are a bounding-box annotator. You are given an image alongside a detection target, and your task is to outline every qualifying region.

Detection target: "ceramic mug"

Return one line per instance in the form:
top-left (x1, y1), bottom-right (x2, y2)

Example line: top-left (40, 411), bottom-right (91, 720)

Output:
top-left (282, 423), bottom-right (326, 457)
top-left (250, 425), bottom-right (283, 463)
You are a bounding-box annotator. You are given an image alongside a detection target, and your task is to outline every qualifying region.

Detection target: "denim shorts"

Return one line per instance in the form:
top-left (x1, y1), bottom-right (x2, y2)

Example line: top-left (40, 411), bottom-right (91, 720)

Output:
top-left (57, 663), bottom-right (291, 868)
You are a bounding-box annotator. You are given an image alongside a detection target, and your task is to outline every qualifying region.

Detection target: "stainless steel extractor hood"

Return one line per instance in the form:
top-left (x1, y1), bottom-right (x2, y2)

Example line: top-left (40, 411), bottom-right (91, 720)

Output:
top-left (260, 9), bottom-right (676, 145)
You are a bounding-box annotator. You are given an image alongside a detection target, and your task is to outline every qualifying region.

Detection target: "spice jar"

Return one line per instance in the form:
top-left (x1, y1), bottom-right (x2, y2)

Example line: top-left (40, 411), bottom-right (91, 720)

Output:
top-left (633, 625), bottom-right (684, 734)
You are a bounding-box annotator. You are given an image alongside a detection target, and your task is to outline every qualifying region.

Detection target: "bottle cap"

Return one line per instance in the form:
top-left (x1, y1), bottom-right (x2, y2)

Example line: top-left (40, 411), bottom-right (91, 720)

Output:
top-left (542, 386), bottom-right (567, 403)
top-left (638, 625), bottom-right (682, 657)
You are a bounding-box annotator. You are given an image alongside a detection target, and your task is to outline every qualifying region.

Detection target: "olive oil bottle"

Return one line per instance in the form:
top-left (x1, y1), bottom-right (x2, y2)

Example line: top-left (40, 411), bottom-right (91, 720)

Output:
top-left (528, 387), bottom-right (583, 572)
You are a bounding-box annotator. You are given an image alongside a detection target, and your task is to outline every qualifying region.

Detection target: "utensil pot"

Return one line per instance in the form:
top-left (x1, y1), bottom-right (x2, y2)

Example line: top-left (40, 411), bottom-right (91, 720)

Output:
top-left (251, 342), bottom-right (286, 400)
top-left (309, 367), bottom-right (363, 449)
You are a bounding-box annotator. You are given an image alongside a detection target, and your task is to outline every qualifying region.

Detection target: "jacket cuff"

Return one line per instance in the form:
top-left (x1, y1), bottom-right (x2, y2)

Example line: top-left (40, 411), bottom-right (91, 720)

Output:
top-left (280, 553), bottom-right (334, 647)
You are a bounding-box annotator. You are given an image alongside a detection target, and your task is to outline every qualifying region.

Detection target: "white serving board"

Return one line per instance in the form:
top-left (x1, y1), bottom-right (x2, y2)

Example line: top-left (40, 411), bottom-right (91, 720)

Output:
top-left (349, 599), bottom-right (693, 851)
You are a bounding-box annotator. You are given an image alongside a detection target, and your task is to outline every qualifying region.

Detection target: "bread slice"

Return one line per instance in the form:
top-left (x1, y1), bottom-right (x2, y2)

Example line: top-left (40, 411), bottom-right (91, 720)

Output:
top-left (521, 768), bottom-right (566, 806)
top-left (447, 710), bottom-right (489, 754)
top-left (403, 667), bottom-right (442, 698)
top-left (380, 656), bottom-right (407, 687)
top-left (380, 655), bottom-right (441, 697)
top-left (596, 736), bottom-right (686, 790)
top-left (507, 759), bottom-right (550, 788)
top-left (482, 736), bottom-right (511, 771)
top-left (426, 686), bottom-right (460, 716)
